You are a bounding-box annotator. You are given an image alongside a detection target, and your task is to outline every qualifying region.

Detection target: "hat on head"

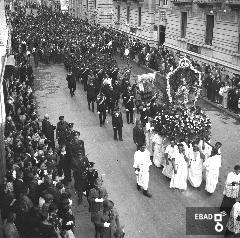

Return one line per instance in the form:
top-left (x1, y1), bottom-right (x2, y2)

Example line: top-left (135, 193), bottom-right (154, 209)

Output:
top-left (59, 116), bottom-right (64, 120)
top-left (88, 162), bottom-right (95, 168)
top-left (44, 114), bottom-right (49, 119)
top-left (68, 123), bottom-right (74, 128)
top-left (74, 131), bottom-right (80, 136)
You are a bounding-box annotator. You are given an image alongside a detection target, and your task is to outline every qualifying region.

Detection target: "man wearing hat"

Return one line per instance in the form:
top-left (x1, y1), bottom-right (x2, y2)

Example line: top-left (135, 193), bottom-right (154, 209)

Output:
top-left (69, 131), bottom-right (85, 157)
top-left (85, 162), bottom-right (98, 204)
top-left (56, 116), bottom-right (69, 148)
top-left (89, 177), bottom-right (108, 221)
top-left (133, 120), bottom-right (145, 151)
top-left (97, 92), bottom-right (107, 127)
top-left (111, 107), bottom-right (123, 141)
top-left (42, 114), bottom-right (56, 148)
top-left (66, 69), bottom-right (76, 96)
top-left (133, 144), bottom-right (152, 197)
top-left (92, 199), bottom-right (121, 238)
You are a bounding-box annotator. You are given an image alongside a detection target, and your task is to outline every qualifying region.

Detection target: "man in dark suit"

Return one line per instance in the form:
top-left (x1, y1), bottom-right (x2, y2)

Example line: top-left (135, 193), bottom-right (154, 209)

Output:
top-left (112, 107), bottom-right (123, 141)
top-left (42, 114), bottom-right (56, 148)
top-left (87, 81), bottom-right (96, 112)
top-left (66, 69), bottom-right (76, 96)
top-left (97, 92), bottom-right (107, 127)
top-left (69, 131), bottom-right (85, 157)
top-left (133, 120), bottom-right (145, 150)
top-left (56, 116), bottom-right (69, 148)
top-left (125, 93), bottom-right (134, 124)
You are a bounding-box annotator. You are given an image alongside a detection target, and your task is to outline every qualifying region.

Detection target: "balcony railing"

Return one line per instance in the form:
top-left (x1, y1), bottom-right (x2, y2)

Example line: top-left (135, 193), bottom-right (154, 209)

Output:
top-left (171, 0), bottom-right (193, 4)
top-left (194, 0), bottom-right (223, 5)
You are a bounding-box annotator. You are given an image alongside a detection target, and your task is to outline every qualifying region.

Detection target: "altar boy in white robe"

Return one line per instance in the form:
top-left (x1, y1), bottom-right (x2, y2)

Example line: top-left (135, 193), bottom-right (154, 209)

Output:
top-left (162, 138), bottom-right (178, 178)
top-left (133, 144), bottom-right (152, 197)
top-left (203, 142), bottom-right (222, 194)
top-left (188, 142), bottom-right (205, 188)
top-left (170, 143), bottom-right (189, 191)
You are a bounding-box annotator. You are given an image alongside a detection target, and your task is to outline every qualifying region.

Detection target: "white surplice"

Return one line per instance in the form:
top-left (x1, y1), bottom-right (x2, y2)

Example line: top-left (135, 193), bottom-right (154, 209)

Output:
top-left (188, 150), bottom-right (203, 188)
top-left (170, 151), bottom-right (188, 190)
top-left (226, 202), bottom-right (240, 234)
top-left (162, 144), bottom-right (177, 178)
top-left (152, 133), bottom-right (164, 167)
top-left (203, 149), bottom-right (221, 193)
top-left (133, 149), bottom-right (152, 190)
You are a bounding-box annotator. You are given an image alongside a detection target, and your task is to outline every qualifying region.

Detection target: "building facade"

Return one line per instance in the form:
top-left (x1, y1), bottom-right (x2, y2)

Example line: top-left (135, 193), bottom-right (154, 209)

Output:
top-left (112, 0), bottom-right (160, 45)
top-left (164, 0), bottom-right (240, 72)
top-left (69, 0), bottom-right (113, 26)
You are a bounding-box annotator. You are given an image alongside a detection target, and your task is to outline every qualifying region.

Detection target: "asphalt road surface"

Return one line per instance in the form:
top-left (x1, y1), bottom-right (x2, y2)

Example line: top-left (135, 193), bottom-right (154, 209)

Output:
top-left (33, 56), bottom-right (240, 238)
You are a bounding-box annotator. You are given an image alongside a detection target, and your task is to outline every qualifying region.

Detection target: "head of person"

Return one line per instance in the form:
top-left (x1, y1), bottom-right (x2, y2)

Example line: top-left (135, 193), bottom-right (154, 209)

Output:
top-left (74, 131), bottom-right (80, 140)
top-left (215, 142), bottom-right (222, 150)
top-left (136, 119), bottom-right (142, 129)
top-left (234, 165), bottom-right (240, 175)
top-left (177, 143), bottom-right (184, 153)
top-left (59, 116), bottom-right (64, 122)
top-left (68, 123), bottom-right (74, 131)
top-left (94, 177), bottom-right (103, 188)
top-left (192, 142), bottom-right (199, 152)
top-left (44, 114), bottom-right (49, 120)
top-left (169, 137), bottom-right (175, 146)
top-left (6, 211), bottom-right (16, 223)
top-left (103, 199), bottom-right (114, 211)
top-left (139, 144), bottom-right (146, 152)
top-left (88, 162), bottom-right (95, 172)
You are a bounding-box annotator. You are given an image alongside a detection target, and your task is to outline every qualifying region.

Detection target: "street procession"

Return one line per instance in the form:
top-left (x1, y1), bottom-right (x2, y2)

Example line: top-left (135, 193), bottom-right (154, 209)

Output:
top-left (1, 0), bottom-right (240, 237)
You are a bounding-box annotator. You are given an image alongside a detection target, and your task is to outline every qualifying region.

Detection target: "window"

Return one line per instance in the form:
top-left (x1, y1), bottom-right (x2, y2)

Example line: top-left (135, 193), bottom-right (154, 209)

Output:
top-left (181, 12), bottom-right (187, 38)
top-left (138, 7), bottom-right (142, 27)
top-left (205, 15), bottom-right (214, 45)
top-left (127, 6), bottom-right (130, 24)
top-left (86, 0), bottom-right (88, 10)
top-left (163, 0), bottom-right (168, 5)
top-left (117, 5), bottom-right (120, 22)
top-left (94, 0), bottom-right (97, 9)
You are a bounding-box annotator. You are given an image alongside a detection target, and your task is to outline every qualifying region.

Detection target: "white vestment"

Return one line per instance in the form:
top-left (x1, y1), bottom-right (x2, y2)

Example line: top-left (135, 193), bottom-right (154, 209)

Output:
top-left (152, 134), bottom-right (164, 167)
top-left (170, 151), bottom-right (188, 190)
top-left (203, 149), bottom-right (221, 193)
top-left (162, 145), bottom-right (177, 178)
top-left (133, 150), bottom-right (152, 190)
top-left (188, 150), bottom-right (203, 188)
top-left (226, 202), bottom-right (240, 234)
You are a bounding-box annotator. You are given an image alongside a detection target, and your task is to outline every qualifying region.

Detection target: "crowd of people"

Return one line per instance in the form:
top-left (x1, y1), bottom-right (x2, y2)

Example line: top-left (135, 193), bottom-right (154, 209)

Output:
top-left (4, 1), bottom-right (240, 237)
top-left (1, 4), bottom-right (126, 238)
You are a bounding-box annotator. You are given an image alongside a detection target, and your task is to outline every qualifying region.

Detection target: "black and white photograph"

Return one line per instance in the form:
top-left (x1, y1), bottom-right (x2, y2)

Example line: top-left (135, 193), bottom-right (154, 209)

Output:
top-left (0, 0), bottom-right (240, 237)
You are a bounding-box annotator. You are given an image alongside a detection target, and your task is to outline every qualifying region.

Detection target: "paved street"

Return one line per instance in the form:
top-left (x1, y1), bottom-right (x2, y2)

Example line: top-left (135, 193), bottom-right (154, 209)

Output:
top-left (32, 56), bottom-right (240, 238)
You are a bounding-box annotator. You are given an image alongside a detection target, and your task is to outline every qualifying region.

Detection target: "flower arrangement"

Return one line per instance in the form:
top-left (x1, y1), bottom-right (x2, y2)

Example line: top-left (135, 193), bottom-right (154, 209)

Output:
top-left (166, 57), bottom-right (202, 105)
top-left (137, 72), bottom-right (156, 93)
top-left (152, 105), bottom-right (212, 141)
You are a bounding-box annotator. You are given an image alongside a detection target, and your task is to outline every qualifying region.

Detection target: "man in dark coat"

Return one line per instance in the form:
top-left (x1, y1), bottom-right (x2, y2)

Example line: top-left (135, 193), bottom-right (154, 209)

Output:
top-left (97, 92), bottom-right (107, 127)
top-left (112, 107), bottom-right (123, 141)
top-left (56, 116), bottom-right (69, 148)
top-left (133, 120), bottom-right (145, 150)
top-left (87, 81), bottom-right (96, 112)
top-left (41, 114), bottom-right (56, 148)
top-left (69, 131), bottom-right (85, 157)
top-left (125, 93), bottom-right (134, 124)
top-left (66, 70), bottom-right (76, 96)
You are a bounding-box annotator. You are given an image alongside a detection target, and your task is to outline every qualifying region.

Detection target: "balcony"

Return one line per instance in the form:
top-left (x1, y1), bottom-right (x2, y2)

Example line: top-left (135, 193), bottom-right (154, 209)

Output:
top-left (225, 0), bottom-right (240, 9)
top-left (171, 0), bottom-right (193, 5)
top-left (194, 0), bottom-right (223, 6)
